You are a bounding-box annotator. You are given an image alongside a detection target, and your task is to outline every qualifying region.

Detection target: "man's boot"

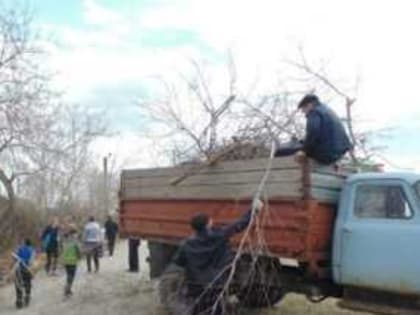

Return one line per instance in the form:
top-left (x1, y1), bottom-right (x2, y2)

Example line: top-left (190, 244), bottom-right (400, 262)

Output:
top-left (16, 299), bottom-right (23, 309)
top-left (64, 283), bottom-right (72, 297)
top-left (24, 295), bottom-right (30, 307)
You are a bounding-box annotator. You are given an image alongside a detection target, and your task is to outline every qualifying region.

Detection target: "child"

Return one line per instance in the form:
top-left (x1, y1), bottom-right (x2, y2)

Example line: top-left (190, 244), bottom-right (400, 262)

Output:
top-left (14, 239), bottom-right (35, 309)
top-left (61, 227), bottom-right (81, 297)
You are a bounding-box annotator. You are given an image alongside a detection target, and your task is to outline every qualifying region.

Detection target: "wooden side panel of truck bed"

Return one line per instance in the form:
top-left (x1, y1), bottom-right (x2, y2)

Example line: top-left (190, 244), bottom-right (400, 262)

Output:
top-left (119, 157), bottom-right (346, 277)
top-left (119, 198), bottom-right (336, 277)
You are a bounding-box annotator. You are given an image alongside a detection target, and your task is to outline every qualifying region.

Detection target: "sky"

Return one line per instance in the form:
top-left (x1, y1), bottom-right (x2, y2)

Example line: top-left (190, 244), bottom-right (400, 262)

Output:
top-left (21, 0), bottom-right (420, 169)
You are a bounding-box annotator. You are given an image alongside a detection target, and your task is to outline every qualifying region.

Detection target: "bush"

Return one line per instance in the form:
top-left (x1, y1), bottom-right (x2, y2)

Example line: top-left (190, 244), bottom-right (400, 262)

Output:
top-left (0, 197), bottom-right (43, 253)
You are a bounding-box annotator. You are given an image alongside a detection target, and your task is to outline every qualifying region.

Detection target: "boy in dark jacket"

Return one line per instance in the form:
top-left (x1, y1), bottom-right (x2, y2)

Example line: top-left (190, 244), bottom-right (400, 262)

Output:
top-left (173, 199), bottom-right (263, 315)
top-left (13, 239), bottom-right (35, 309)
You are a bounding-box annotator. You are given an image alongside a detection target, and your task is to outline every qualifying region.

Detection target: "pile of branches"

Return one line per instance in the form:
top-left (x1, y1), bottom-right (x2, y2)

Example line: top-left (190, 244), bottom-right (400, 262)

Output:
top-left (209, 137), bottom-right (272, 162)
top-left (178, 135), bottom-right (275, 169)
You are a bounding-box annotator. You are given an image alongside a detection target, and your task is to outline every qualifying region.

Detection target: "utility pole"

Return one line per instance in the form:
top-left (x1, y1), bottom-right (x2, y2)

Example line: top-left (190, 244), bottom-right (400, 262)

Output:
top-left (103, 153), bottom-right (112, 215)
top-left (103, 156), bottom-right (108, 215)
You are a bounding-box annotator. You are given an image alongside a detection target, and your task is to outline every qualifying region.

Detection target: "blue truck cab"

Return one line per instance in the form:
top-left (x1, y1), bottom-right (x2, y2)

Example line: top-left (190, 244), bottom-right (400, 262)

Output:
top-left (333, 172), bottom-right (420, 296)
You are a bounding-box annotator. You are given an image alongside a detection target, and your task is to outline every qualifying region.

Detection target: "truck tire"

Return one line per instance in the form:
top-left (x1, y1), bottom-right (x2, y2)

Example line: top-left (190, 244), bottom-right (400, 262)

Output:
top-left (238, 284), bottom-right (284, 308)
top-left (237, 256), bottom-right (285, 308)
top-left (147, 241), bottom-right (178, 279)
top-left (157, 264), bottom-right (190, 315)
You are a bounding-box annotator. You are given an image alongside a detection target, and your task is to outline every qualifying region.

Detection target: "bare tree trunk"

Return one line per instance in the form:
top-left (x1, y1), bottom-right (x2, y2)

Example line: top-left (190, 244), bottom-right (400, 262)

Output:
top-left (0, 169), bottom-right (15, 213)
top-left (0, 168), bottom-right (15, 237)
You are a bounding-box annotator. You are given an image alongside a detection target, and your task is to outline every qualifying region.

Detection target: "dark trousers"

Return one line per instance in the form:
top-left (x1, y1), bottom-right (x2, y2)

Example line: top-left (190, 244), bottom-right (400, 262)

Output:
top-left (275, 145), bottom-right (342, 165)
top-left (15, 268), bottom-right (31, 308)
top-left (45, 247), bottom-right (58, 273)
top-left (128, 238), bottom-right (139, 272)
top-left (107, 235), bottom-right (116, 256)
top-left (64, 265), bottom-right (77, 295)
top-left (86, 246), bottom-right (100, 272)
top-left (275, 146), bottom-right (302, 157)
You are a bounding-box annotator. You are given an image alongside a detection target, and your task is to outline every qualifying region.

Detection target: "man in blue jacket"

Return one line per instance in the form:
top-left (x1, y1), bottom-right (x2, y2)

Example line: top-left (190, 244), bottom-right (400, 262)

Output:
top-left (276, 94), bottom-right (352, 165)
top-left (41, 218), bottom-right (60, 275)
top-left (173, 199), bottom-right (263, 315)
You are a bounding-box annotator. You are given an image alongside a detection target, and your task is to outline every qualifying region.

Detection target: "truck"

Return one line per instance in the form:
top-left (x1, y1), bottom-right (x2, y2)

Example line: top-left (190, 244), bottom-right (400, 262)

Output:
top-left (119, 156), bottom-right (420, 314)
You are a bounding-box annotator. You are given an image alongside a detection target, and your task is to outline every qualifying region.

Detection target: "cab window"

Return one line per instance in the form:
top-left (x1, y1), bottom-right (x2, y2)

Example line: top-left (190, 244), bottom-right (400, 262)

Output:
top-left (355, 185), bottom-right (412, 219)
top-left (414, 181), bottom-right (420, 202)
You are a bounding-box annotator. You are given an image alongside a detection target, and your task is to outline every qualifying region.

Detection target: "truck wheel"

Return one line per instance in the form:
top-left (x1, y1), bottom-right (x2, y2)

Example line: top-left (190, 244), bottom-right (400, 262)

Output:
top-left (157, 264), bottom-right (190, 315)
top-left (237, 256), bottom-right (285, 308)
top-left (238, 284), bottom-right (284, 308)
top-left (148, 241), bottom-right (178, 279)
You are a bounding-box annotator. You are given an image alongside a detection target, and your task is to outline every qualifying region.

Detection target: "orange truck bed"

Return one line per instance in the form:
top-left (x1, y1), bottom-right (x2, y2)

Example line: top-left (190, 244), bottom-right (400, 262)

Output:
top-left (119, 157), bottom-right (346, 277)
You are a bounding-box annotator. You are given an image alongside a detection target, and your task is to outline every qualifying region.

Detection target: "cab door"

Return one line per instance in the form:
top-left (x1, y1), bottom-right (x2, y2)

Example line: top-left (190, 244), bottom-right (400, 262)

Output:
top-left (339, 180), bottom-right (420, 294)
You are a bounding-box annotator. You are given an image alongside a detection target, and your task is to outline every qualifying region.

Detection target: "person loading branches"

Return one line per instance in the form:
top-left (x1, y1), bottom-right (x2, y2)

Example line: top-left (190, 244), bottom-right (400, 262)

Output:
top-left (172, 198), bottom-right (264, 315)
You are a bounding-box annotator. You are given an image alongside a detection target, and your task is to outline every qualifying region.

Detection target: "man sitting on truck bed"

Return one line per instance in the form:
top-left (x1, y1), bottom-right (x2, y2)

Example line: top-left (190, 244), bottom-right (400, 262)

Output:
top-left (276, 94), bottom-right (352, 165)
top-left (172, 199), bottom-right (264, 315)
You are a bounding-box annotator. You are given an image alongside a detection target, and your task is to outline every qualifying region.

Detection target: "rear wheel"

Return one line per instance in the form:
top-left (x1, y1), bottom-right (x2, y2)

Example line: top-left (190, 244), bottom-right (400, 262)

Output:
top-left (238, 284), bottom-right (284, 307)
top-left (236, 256), bottom-right (285, 308)
top-left (147, 241), bottom-right (178, 279)
top-left (157, 265), bottom-right (190, 315)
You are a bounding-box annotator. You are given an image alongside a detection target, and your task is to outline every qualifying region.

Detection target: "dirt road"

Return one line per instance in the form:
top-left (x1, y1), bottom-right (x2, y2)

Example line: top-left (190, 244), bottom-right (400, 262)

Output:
top-left (0, 242), bottom-right (370, 315)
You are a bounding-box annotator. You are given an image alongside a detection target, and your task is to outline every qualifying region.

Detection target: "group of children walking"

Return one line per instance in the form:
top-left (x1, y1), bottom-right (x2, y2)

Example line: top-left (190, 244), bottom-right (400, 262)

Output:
top-left (12, 215), bottom-right (117, 309)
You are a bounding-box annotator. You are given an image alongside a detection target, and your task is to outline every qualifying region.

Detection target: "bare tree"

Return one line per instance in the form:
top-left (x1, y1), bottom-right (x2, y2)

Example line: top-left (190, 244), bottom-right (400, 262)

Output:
top-left (19, 104), bottom-right (108, 212)
top-left (0, 4), bottom-right (57, 217)
top-left (140, 59), bottom-right (306, 165)
top-left (0, 4), bottom-right (108, 240)
top-left (140, 60), bottom-right (238, 164)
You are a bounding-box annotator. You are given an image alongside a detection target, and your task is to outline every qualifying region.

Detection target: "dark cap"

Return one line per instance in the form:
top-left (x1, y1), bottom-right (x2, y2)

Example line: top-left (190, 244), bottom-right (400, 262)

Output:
top-left (298, 94), bottom-right (320, 109)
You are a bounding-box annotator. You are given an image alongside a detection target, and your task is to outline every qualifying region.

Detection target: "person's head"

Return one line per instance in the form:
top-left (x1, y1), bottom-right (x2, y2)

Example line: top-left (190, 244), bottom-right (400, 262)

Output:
top-left (68, 223), bottom-right (77, 233)
top-left (50, 216), bottom-right (59, 227)
top-left (89, 216), bottom-right (95, 222)
top-left (24, 238), bottom-right (32, 247)
top-left (106, 215), bottom-right (112, 221)
top-left (190, 213), bottom-right (211, 233)
top-left (68, 229), bottom-right (78, 239)
top-left (298, 94), bottom-right (320, 115)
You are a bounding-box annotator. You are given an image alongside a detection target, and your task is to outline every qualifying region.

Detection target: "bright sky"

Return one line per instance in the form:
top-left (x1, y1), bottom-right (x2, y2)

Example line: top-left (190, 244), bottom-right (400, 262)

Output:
top-left (27, 0), bottom-right (420, 169)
